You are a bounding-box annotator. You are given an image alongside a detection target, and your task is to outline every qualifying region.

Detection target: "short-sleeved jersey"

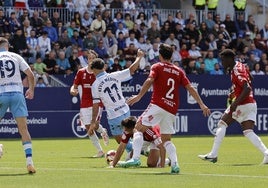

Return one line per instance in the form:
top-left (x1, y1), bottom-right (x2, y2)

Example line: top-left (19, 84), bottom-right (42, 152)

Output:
top-left (121, 126), bottom-right (160, 144)
top-left (149, 62), bottom-right (191, 115)
top-left (0, 51), bottom-right (29, 93)
top-left (92, 69), bottom-right (131, 119)
top-left (231, 61), bottom-right (255, 105)
top-left (73, 67), bottom-right (95, 108)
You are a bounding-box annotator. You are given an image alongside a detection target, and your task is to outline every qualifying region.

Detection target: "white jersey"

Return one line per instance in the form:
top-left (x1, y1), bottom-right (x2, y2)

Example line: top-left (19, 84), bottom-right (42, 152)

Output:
top-left (0, 51), bottom-right (29, 93)
top-left (92, 69), bottom-right (131, 119)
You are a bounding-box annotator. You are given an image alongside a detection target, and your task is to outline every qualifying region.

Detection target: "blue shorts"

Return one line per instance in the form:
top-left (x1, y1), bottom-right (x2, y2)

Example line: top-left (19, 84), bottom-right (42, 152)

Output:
top-left (0, 92), bottom-right (28, 118)
top-left (108, 111), bottom-right (130, 136)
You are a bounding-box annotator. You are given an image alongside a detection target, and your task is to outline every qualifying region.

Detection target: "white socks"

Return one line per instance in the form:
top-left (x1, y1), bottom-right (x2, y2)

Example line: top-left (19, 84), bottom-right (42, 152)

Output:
top-left (96, 124), bottom-right (105, 134)
top-left (132, 131), bottom-right (144, 160)
top-left (164, 141), bottom-right (178, 167)
top-left (243, 129), bottom-right (268, 155)
top-left (89, 131), bottom-right (103, 152)
top-left (210, 120), bottom-right (227, 157)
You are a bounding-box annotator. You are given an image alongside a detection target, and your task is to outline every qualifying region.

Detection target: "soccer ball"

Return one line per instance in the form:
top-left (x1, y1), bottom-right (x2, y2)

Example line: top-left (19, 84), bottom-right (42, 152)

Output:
top-left (106, 150), bottom-right (116, 164)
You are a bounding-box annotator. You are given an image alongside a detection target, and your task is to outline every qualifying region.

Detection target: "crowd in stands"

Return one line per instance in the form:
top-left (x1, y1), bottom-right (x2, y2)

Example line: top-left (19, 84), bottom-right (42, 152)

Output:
top-left (0, 0), bottom-right (268, 86)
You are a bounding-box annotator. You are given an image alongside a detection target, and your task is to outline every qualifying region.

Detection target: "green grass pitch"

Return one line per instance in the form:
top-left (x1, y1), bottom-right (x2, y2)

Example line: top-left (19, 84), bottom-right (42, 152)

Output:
top-left (0, 136), bottom-right (268, 188)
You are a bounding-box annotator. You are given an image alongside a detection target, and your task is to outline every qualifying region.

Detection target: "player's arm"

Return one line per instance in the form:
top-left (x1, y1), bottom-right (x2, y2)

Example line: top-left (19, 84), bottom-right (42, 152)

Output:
top-left (128, 49), bottom-right (144, 75)
top-left (230, 82), bottom-right (251, 112)
top-left (185, 84), bottom-right (211, 117)
top-left (24, 68), bottom-right (35, 99)
top-left (70, 84), bottom-right (79, 96)
top-left (127, 77), bottom-right (154, 106)
top-left (111, 142), bottom-right (127, 167)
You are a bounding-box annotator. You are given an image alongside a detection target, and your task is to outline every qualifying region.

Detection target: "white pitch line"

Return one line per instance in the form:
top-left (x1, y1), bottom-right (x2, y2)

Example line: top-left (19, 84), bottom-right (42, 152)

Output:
top-left (1, 167), bottom-right (268, 179)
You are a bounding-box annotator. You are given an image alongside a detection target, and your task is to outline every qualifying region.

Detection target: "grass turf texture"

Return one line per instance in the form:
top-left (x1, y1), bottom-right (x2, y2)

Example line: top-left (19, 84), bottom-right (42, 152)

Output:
top-left (0, 136), bottom-right (268, 188)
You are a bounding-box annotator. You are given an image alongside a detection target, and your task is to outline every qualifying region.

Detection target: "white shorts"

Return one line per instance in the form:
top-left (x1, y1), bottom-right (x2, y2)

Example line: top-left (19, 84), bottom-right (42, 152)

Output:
top-left (225, 103), bottom-right (257, 124)
top-left (139, 104), bottom-right (176, 134)
top-left (80, 107), bottom-right (103, 126)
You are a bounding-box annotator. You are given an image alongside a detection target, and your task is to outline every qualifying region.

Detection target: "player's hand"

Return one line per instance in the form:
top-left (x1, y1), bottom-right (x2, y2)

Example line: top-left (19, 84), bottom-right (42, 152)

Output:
top-left (70, 88), bottom-right (79, 96)
top-left (127, 95), bottom-right (141, 106)
top-left (137, 49), bottom-right (145, 58)
top-left (25, 89), bottom-right (34, 99)
top-left (200, 104), bottom-right (211, 117)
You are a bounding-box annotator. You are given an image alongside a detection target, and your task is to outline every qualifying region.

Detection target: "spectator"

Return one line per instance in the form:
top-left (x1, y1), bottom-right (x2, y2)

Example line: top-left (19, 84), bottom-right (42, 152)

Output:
top-left (51, 11), bottom-right (62, 28)
top-left (73, 11), bottom-right (82, 27)
top-left (135, 12), bottom-right (147, 28)
top-left (184, 23), bottom-right (200, 45)
top-left (204, 50), bottom-right (218, 72)
top-left (264, 64), bottom-right (268, 75)
top-left (113, 12), bottom-right (125, 30)
top-left (147, 21), bottom-right (161, 44)
top-left (174, 11), bottom-right (185, 28)
top-left (124, 13), bottom-right (134, 30)
top-left (26, 29), bottom-right (40, 64)
top-left (56, 21), bottom-right (66, 38)
top-left (259, 23), bottom-right (268, 40)
top-left (136, 36), bottom-right (151, 54)
top-left (56, 50), bottom-right (71, 72)
top-left (223, 14), bottom-right (236, 39)
top-left (185, 58), bottom-right (198, 75)
top-left (22, 19), bottom-right (33, 38)
top-left (251, 63), bottom-right (265, 75)
top-left (102, 10), bottom-right (114, 32)
top-left (90, 13), bottom-right (106, 41)
top-left (258, 53), bottom-right (268, 71)
top-left (36, 77), bottom-right (47, 87)
top-left (216, 33), bottom-right (229, 50)
top-left (30, 11), bottom-right (43, 36)
top-left (81, 11), bottom-right (93, 31)
top-left (160, 21), bottom-right (172, 42)
top-left (142, 0), bottom-right (153, 9)
top-left (58, 29), bottom-right (72, 48)
top-left (110, 57), bottom-right (122, 72)
top-left (77, 49), bottom-right (89, 68)
top-left (83, 30), bottom-right (97, 50)
top-left (43, 50), bottom-right (57, 74)
top-left (33, 55), bottom-right (50, 86)
top-left (19, 9), bottom-right (30, 24)
top-left (173, 23), bottom-right (185, 44)
top-left (65, 0), bottom-right (75, 13)
top-left (248, 43), bottom-right (262, 62)
top-left (229, 33), bottom-right (245, 53)
top-left (117, 32), bottom-right (127, 52)
top-left (0, 9), bottom-right (9, 35)
top-left (179, 43), bottom-right (190, 60)
top-left (185, 13), bottom-right (197, 29)
top-left (219, 24), bottom-right (232, 43)
top-left (242, 31), bottom-right (253, 48)
top-left (40, 10), bottom-right (50, 26)
top-left (245, 53), bottom-right (257, 71)
top-left (124, 43), bottom-right (137, 63)
top-left (43, 20), bottom-right (58, 44)
top-left (115, 21), bottom-right (129, 39)
top-left (126, 32), bottom-right (138, 48)
top-left (188, 43), bottom-right (202, 60)
top-left (165, 33), bottom-right (180, 50)
top-left (68, 49), bottom-right (81, 72)
top-left (204, 12), bottom-right (215, 30)
top-left (147, 13), bottom-right (160, 30)
top-left (148, 41), bottom-right (159, 64)
top-left (171, 44), bottom-right (182, 63)
top-left (70, 29), bottom-right (83, 48)
top-left (37, 30), bottom-right (51, 60)
top-left (235, 14), bottom-right (247, 36)
top-left (164, 14), bottom-right (176, 32)
top-left (67, 20), bottom-right (77, 38)
top-left (210, 63), bottom-right (224, 75)
top-left (129, 23), bottom-right (141, 40)
top-left (51, 64), bottom-right (65, 74)
top-left (103, 28), bottom-right (118, 58)
top-left (94, 40), bottom-right (109, 59)
top-left (10, 28), bottom-right (28, 58)
top-left (123, 0), bottom-right (136, 11)
top-left (139, 22), bottom-right (148, 38)
top-left (246, 14), bottom-right (255, 33)
top-left (8, 12), bottom-right (21, 35)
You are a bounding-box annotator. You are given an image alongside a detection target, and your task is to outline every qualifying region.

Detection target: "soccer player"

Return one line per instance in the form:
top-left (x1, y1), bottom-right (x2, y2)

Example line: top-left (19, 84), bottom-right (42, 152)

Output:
top-left (70, 49), bottom-right (109, 158)
top-left (122, 44), bottom-right (211, 174)
top-left (110, 116), bottom-right (166, 168)
top-left (0, 37), bottom-right (36, 173)
top-left (198, 49), bottom-right (268, 164)
top-left (89, 49), bottom-right (144, 145)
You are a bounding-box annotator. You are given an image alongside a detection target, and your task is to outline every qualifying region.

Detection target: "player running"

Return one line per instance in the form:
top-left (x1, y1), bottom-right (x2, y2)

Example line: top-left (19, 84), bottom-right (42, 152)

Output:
top-left (0, 37), bottom-right (36, 173)
top-left (198, 49), bottom-right (268, 164)
top-left (70, 50), bottom-right (109, 158)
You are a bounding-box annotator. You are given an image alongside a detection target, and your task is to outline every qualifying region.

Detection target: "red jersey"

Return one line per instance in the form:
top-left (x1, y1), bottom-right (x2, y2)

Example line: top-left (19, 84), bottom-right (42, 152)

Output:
top-left (149, 62), bottom-right (190, 114)
top-left (231, 61), bottom-right (255, 105)
top-left (121, 126), bottom-right (160, 144)
top-left (73, 67), bottom-right (95, 108)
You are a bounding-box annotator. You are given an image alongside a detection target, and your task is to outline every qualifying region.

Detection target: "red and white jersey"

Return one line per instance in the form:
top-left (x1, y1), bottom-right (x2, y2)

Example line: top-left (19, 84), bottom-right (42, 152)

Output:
top-left (149, 62), bottom-right (190, 115)
top-left (121, 126), bottom-right (160, 144)
top-left (73, 67), bottom-right (95, 108)
top-left (0, 51), bottom-right (29, 93)
top-left (231, 61), bottom-right (255, 105)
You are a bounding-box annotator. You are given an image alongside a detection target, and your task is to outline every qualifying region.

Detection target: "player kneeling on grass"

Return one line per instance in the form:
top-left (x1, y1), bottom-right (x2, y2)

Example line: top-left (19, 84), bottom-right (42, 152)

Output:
top-left (109, 116), bottom-right (167, 168)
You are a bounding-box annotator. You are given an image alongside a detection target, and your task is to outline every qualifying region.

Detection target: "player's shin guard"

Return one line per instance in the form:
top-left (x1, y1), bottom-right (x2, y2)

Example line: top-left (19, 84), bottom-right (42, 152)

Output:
top-left (210, 120), bottom-right (227, 157)
top-left (163, 141), bottom-right (178, 167)
top-left (132, 131), bottom-right (143, 160)
top-left (243, 129), bottom-right (268, 154)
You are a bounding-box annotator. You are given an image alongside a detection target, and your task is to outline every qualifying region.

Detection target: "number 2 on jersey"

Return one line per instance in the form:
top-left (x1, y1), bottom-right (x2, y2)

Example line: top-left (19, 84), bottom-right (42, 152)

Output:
top-left (166, 78), bottom-right (175, 99)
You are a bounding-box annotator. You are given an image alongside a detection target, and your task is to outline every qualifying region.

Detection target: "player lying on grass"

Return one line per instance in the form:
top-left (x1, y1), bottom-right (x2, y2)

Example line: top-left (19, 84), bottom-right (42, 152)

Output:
top-left (109, 116), bottom-right (167, 168)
